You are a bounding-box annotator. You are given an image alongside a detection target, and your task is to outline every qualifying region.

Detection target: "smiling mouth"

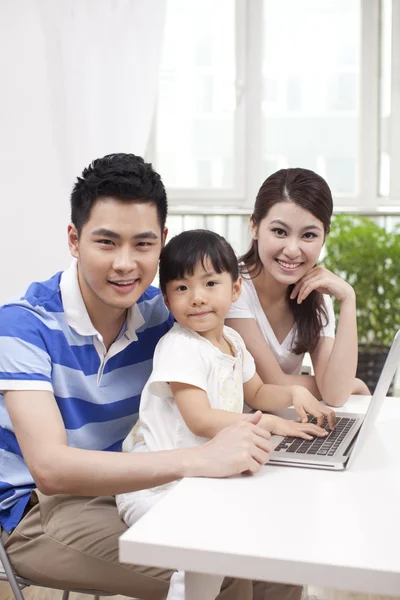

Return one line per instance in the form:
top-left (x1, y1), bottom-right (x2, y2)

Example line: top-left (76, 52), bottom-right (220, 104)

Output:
top-left (188, 311), bottom-right (213, 317)
top-left (275, 259), bottom-right (303, 270)
top-left (108, 279), bottom-right (139, 287)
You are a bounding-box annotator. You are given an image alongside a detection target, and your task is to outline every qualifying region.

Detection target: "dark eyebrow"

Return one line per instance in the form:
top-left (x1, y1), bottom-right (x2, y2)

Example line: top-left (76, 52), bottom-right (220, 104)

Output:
top-left (174, 270), bottom-right (217, 283)
top-left (270, 219), bottom-right (291, 229)
top-left (201, 270), bottom-right (217, 278)
top-left (301, 225), bottom-right (322, 232)
top-left (91, 228), bottom-right (120, 239)
top-left (133, 231), bottom-right (159, 240)
top-left (91, 228), bottom-right (159, 240)
top-left (270, 219), bottom-right (322, 232)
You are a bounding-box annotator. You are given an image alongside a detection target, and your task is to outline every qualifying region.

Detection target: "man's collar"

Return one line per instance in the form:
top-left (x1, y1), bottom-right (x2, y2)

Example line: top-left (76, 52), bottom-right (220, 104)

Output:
top-left (60, 259), bottom-right (145, 338)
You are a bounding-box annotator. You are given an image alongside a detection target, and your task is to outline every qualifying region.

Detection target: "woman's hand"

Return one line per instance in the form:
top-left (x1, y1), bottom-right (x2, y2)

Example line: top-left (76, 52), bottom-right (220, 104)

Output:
top-left (262, 414), bottom-right (328, 440)
top-left (291, 385), bottom-right (336, 429)
top-left (290, 266), bottom-right (355, 304)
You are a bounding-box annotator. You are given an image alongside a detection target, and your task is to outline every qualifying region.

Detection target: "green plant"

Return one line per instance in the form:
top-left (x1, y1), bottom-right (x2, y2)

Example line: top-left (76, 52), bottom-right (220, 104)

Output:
top-left (323, 214), bottom-right (400, 348)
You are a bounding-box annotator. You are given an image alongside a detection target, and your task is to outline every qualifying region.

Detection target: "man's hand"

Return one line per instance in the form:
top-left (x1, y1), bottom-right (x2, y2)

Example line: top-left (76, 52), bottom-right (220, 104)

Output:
top-left (191, 411), bottom-right (273, 478)
top-left (264, 414), bottom-right (328, 440)
top-left (291, 385), bottom-right (336, 429)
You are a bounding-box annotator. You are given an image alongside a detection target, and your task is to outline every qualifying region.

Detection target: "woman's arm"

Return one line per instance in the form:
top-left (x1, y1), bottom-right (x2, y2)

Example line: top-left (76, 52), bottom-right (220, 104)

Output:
top-left (228, 267), bottom-right (369, 406)
top-left (226, 317), bottom-right (322, 397)
top-left (310, 298), bottom-right (369, 406)
top-left (293, 267), bottom-right (360, 407)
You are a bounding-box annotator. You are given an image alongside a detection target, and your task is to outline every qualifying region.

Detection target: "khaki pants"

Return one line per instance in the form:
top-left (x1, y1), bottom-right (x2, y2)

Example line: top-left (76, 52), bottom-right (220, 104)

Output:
top-left (4, 491), bottom-right (302, 600)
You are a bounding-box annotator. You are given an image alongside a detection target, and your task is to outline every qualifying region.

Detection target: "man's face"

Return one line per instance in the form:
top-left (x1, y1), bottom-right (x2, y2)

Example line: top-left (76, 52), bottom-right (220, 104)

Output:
top-left (68, 198), bottom-right (166, 319)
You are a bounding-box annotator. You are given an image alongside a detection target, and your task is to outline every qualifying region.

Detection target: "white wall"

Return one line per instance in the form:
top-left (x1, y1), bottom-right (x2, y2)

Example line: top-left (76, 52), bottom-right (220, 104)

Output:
top-left (1, 1), bottom-right (71, 303)
top-left (0, 0), bottom-right (166, 304)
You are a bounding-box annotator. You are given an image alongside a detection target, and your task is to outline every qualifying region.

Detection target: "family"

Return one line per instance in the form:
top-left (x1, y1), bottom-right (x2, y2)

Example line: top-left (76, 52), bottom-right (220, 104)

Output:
top-left (0, 153), bottom-right (368, 600)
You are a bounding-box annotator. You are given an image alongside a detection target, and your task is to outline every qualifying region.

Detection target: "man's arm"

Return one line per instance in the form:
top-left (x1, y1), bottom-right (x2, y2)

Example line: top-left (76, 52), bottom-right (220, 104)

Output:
top-left (5, 390), bottom-right (272, 496)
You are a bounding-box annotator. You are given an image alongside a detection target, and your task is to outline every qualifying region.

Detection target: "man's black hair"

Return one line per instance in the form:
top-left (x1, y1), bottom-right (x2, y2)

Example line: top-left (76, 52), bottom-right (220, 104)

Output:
top-left (70, 153), bottom-right (167, 234)
top-left (159, 229), bottom-right (239, 294)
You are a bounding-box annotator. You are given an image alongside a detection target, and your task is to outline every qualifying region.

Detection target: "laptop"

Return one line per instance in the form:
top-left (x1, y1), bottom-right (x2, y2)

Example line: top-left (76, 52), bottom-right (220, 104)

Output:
top-left (268, 329), bottom-right (400, 471)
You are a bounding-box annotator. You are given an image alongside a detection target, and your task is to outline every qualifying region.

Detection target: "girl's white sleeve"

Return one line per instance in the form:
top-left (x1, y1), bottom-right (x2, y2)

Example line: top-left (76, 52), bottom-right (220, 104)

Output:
top-left (148, 328), bottom-right (209, 397)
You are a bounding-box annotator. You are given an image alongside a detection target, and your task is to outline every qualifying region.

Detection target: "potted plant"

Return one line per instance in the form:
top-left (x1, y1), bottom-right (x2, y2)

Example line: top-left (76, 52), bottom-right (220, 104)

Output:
top-left (322, 214), bottom-right (400, 394)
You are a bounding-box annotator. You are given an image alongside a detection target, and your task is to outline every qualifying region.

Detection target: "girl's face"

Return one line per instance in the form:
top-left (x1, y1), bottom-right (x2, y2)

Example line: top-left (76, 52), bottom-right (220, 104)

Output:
top-left (251, 201), bottom-right (325, 285)
top-left (164, 258), bottom-right (241, 337)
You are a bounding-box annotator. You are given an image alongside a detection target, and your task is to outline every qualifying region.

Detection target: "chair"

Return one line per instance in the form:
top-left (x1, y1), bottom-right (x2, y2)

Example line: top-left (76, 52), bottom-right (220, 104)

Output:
top-left (0, 531), bottom-right (112, 600)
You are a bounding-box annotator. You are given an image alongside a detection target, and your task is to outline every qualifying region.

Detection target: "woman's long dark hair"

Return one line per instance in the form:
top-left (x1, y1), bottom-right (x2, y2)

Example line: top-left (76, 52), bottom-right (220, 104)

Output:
top-left (240, 168), bottom-right (333, 355)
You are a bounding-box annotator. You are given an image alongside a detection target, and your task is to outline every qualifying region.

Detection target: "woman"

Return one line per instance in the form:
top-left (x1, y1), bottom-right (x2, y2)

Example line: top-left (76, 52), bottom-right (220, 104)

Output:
top-left (226, 168), bottom-right (369, 407)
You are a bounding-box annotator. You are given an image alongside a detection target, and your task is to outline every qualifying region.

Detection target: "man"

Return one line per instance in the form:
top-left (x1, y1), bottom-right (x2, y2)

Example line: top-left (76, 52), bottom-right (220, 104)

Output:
top-left (0, 154), bottom-right (299, 600)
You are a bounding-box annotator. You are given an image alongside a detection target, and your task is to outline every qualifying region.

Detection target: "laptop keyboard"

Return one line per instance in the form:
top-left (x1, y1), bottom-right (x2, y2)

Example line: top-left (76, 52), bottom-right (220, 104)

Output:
top-left (274, 416), bottom-right (357, 457)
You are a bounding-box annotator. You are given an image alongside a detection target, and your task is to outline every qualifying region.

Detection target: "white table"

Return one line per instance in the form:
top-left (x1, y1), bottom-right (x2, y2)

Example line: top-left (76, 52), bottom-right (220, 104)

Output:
top-left (119, 396), bottom-right (400, 597)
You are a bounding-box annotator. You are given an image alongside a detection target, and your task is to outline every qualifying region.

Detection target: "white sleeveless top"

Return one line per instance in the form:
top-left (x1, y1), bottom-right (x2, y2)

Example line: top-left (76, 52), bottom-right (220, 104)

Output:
top-left (226, 275), bottom-right (336, 375)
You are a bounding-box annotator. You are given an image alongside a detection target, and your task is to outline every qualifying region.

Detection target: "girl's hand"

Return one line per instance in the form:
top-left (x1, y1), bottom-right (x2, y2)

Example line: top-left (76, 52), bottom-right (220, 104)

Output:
top-left (291, 385), bottom-right (336, 430)
top-left (268, 415), bottom-right (328, 440)
top-left (290, 266), bottom-right (355, 304)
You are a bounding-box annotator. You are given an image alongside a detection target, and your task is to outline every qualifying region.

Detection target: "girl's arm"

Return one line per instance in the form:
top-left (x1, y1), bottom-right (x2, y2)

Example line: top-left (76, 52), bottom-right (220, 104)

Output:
top-left (170, 379), bottom-right (332, 441)
top-left (226, 317), bottom-right (322, 397)
top-left (243, 372), bottom-right (335, 430)
top-left (170, 381), bottom-right (255, 438)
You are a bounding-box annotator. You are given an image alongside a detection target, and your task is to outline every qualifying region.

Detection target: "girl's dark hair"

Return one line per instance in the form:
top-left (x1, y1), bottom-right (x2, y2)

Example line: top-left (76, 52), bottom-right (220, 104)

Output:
top-left (241, 168), bottom-right (333, 355)
top-left (159, 229), bottom-right (239, 294)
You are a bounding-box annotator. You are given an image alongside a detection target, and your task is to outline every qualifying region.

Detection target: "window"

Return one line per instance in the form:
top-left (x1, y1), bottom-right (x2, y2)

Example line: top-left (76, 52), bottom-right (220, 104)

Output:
top-left (379, 0), bottom-right (392, 198)
top-left (154, 0), bottom-right (237, 192)
top-left (151, 0), bottom-right (399, 211)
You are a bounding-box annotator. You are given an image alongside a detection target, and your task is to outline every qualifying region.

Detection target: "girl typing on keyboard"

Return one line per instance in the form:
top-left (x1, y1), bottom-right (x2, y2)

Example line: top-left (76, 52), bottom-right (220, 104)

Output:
top-left (117, 229), bottom-right (335, 600)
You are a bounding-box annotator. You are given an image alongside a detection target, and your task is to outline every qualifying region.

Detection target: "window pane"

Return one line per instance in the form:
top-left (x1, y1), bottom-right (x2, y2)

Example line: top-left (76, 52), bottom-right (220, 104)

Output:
top-left (155, 0), bottom-right (236, 189)
top-left (379, 0), bottom-right (392, 197)
top-left (262, 0), bottom-right (360, 197)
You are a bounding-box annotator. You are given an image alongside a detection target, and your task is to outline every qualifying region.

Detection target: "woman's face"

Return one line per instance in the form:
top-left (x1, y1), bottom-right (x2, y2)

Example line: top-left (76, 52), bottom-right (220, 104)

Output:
top-left (251, 200), bottom-right (325, 285)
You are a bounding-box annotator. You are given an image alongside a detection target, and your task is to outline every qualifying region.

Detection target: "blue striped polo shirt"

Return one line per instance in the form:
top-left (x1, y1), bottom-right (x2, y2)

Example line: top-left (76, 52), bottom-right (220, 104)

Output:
top-left (0, 260), bottom-right (173, 532)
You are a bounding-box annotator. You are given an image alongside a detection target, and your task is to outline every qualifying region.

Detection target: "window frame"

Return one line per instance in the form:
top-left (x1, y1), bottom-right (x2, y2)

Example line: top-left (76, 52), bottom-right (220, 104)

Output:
top-left (387, 0), bottom-right (400, 204)
top-left (149, 0), bottom-right (400, 211)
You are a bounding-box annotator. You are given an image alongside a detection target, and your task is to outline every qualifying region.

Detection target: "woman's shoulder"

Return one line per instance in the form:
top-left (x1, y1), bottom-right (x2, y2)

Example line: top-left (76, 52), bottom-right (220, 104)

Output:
top-left (227, 272), bottom-right (259, 319)
top-left (241, 270), bottom-right (262, 301)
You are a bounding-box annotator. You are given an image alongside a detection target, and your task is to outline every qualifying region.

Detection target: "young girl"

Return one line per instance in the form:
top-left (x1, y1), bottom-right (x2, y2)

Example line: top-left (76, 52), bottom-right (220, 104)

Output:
top-left (117, 229), bottom-right (335, 600)
top-left (226, 168), bottom-right (370, 407)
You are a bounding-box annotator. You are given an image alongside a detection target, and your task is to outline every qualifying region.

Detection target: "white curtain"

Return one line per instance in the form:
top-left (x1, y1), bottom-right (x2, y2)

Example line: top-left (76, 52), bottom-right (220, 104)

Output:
top-left (0, 0), bottom-right (166, 302)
